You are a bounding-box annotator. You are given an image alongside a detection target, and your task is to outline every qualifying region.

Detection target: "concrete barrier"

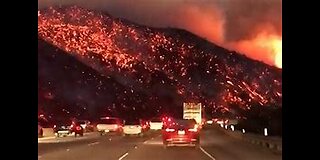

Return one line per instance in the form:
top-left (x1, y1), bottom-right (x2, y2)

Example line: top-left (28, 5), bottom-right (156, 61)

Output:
top-left (217, 126), bottom-right (282, 153)
top-left (42, 128), bottom-right (55, 137)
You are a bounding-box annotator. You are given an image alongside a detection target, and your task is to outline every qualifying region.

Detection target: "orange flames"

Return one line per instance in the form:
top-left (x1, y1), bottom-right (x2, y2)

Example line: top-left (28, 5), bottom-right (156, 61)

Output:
top-left (273, 39), bottom-right (282, 68)
top-left (228, 32), bottom-right (282, 68)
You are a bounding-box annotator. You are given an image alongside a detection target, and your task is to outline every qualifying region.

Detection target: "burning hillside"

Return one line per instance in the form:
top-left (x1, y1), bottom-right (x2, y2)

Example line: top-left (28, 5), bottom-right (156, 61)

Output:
top-left (38, 6), bottom-right (282, 117)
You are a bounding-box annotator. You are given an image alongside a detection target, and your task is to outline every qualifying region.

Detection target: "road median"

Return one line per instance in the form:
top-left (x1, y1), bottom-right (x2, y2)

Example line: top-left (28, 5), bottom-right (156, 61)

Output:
top-left (216, 125), bottom-right (282, 153)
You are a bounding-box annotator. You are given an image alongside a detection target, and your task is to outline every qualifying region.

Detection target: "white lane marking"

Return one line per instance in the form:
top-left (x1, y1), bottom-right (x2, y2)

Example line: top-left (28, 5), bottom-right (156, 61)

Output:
top-left (118, 152), bottom-right (129, 160)
top-left (88, 141), bottom-right (100, 146)
top-left (200, 146), bottom-right (216, 160)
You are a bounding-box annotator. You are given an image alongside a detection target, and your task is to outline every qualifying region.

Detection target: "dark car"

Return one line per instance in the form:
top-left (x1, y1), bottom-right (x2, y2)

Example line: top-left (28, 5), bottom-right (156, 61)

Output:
top-left (53, 120), bottom-right (84, 137)
top-left (78, 120), bottom-right (94, 132)
top-left (140, 119), bottom-right (150, 132)
top-left (162, 119), bottom-right (200, 148)
top-left (70, 121), bottom-right (84, 137)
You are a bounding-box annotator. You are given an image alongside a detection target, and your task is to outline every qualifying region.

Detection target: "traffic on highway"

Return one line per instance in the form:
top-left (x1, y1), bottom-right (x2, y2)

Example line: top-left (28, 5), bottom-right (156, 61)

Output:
top-left (38, 115), bottom-right (281, 160)
top-left (38, 0), bottom-right (282, 159)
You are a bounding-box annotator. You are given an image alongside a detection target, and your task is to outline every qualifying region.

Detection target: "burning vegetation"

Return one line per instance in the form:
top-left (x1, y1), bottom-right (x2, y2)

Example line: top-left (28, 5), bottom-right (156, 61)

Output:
top-left (38, 6), bottom-right (282, 117)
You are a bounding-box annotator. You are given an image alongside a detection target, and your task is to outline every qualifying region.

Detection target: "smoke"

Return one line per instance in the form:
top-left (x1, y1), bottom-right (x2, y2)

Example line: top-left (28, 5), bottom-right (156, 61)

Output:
top-left (38, 0), bottom-right (282, 67)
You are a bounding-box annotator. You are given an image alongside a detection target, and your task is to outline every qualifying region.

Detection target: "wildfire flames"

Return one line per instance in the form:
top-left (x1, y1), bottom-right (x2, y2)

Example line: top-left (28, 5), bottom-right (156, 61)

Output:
top-left (274, 39), bottom-right (282, 68)
top-left (38, 6), bottom-right (282, 111)
top-left (229, 33), bottom-right (282, 68)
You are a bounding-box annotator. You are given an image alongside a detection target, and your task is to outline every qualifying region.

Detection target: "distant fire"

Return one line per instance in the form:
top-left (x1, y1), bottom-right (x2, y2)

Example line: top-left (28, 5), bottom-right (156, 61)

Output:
top-left (229, 32), bottom-right (282, 68)
top-left (273, 39), bottom-right (282, 68)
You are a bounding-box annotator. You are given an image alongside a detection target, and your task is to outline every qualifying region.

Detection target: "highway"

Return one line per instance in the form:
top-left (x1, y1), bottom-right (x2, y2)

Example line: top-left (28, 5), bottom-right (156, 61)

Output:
top-left (38, 127), bottom-right (281, 160)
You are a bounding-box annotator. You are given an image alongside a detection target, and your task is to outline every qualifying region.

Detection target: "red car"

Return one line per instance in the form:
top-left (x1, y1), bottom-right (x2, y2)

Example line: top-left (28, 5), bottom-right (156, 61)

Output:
top-left (162, 119), bottom-right (200, 148)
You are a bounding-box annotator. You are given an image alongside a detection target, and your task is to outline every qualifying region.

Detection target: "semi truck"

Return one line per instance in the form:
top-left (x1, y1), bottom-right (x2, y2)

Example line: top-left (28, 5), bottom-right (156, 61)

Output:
top-left (183, 102), bottom-right (202, 124)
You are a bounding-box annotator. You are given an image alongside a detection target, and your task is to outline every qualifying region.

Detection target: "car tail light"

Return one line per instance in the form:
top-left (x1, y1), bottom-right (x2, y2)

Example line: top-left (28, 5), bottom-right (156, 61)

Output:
top-left (188, 125), bottom-right (198, 132)
top-left (188, 128), bottom-right (198, 132)
top-left (165, 128), bottom-right (175, 132)
top-left (76, 126), bottom-right (81, 130)
top-left (53, 125), bottom-right (56, 128)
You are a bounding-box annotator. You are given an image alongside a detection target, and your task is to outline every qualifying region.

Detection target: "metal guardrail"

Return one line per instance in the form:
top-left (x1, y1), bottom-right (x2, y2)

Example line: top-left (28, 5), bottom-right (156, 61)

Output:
top-left (218, 126), bottom-right (282, 153)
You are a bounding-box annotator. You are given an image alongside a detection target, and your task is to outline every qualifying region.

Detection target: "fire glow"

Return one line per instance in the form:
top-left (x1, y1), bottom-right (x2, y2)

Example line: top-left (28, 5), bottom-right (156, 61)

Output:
top-left (229, 33), bottom-right (282, 68)
top-left (38, 6), bottom-right (282, 110)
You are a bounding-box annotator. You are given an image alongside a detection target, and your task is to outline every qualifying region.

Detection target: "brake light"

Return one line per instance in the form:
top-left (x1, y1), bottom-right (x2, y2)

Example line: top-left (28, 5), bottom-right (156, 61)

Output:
top-left (76, 126), bottom-right (81, 130)
top-left (165, 128), bottom-right (175, 132)
top-left (188, 125), bottom-right (198, 132)
top-left (188, 128), bottom-right (198, 132)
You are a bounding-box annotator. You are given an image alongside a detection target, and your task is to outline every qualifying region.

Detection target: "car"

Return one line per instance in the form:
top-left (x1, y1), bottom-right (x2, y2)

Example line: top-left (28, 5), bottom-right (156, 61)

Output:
top-left (53, 120), bottom-right (84, 137)
top-left (53, 121), bottom-right (72, 137)
top-left (78, 120), bottom-right (94, 132)
top-left (123, 119), bottom-right (146, 136)
top-left (162, 119), bottom-right (200, 148)
top-left (149, 118), bottom-right (163, 130)
top-left (38, 122), bottom-right (43, 137)
top-left (140, 119), bottom-right (150, 132)
top-left (96, 117), bottom-right (123, 135)
top-left (70, 120), bottom-right (84, 137)
top-left (162, 117), bottom-right (175, 129)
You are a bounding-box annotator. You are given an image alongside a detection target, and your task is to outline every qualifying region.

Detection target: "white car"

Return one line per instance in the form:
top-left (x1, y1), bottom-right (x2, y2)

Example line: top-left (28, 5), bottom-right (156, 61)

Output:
top-left (96, 117), bottom-right (123, 135)
top-left (149, 118), bottom-right (163, 130)
top-left (123, 120), bottom-right (144, 136)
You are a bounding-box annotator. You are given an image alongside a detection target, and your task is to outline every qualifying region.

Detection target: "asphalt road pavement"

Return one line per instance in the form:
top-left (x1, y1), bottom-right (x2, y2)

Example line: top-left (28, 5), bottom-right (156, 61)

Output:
top-left (38, 127), bottom-right (282, 160)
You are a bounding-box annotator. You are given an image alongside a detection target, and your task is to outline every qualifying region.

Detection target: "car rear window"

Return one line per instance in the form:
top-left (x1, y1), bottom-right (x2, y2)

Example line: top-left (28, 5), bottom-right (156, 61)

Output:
top-left (174, 119), bottom-right (196, 127)
top-left (99, 119), bottom-right (118, 124)
top-left (150, 118), bottom-right (161, 122)
top-left (125, 120), bottom-right (140, 125)
top-left (78, 121), bottom-right (86, 124)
